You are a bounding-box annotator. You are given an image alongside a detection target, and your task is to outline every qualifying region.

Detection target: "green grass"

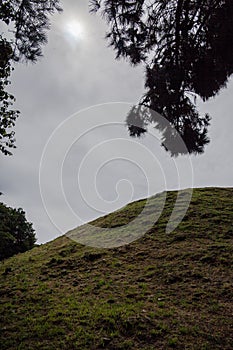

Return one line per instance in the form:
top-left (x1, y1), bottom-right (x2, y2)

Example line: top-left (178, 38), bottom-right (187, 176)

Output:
top-left (0, 187), bottom-right (233, 349)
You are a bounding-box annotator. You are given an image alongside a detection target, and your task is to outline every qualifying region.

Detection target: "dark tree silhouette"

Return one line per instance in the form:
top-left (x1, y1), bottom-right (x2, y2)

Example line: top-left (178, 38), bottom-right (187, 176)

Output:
top-left (0, 37), bottom-right (18, 155)
top-left (90, 0), bottom-right (233, 155)
top-left (0, 0), bottom-right (62, 155)
top-left (0, 202), bottom-right (36, 260)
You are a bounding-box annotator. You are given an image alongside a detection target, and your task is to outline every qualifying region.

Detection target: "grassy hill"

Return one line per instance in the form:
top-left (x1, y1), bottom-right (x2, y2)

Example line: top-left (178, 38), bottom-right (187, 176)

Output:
top-left (0, 188), bottom-right (232, 350)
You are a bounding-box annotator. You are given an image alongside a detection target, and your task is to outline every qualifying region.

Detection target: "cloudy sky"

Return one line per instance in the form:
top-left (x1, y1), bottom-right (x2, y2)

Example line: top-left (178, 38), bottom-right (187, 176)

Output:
top-left (0, 0), bottom-right (232, 244)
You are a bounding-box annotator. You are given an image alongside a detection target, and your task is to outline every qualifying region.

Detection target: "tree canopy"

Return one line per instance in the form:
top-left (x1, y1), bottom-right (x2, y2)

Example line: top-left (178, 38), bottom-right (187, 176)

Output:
top-left (0, 0), bottom-right (61, 155)
top-left (1, 1), bottom-right (232, 156)
top-left (0, 201), bottom-right (36, 260)
top-left (91, 0), bottom-right (233, 155)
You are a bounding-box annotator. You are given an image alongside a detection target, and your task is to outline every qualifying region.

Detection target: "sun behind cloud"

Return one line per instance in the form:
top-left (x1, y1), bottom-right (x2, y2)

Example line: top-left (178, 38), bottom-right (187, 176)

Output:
top-left (66, 20), bottom-right (85, 41)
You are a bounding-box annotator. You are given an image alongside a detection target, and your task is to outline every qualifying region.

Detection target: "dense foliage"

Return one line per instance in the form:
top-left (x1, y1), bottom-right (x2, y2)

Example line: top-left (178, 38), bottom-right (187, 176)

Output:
top-left (91, 0), bottom-right (233, 155)
top-left (0, 36), bottom-right (18, 155)
top-left (0, 201), bottom-right (36, 260)
top-left (0, 0), bottom-right (62, 155)
top-left (1, 1), bottom-right (233, 156)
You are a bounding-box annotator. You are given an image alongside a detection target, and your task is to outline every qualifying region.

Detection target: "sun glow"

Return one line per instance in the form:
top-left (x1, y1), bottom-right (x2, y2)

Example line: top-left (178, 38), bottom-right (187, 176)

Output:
top-left (66, 20), bottom-right (85, 40)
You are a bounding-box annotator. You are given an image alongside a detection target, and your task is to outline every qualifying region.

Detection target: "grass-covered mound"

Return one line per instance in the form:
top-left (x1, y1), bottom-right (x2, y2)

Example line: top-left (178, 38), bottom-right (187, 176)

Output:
top-left (0, 188), bottom-right (232, 349)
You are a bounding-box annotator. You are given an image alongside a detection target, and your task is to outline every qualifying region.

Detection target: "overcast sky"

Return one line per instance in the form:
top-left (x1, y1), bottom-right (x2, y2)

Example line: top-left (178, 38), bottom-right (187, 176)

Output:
top-left (0, 0), bottom-right (232, 244)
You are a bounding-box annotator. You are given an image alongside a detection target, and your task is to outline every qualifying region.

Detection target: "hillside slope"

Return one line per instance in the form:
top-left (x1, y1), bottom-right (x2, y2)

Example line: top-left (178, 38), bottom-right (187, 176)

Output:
top-left (0, 188), bottom-right (233, 350)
